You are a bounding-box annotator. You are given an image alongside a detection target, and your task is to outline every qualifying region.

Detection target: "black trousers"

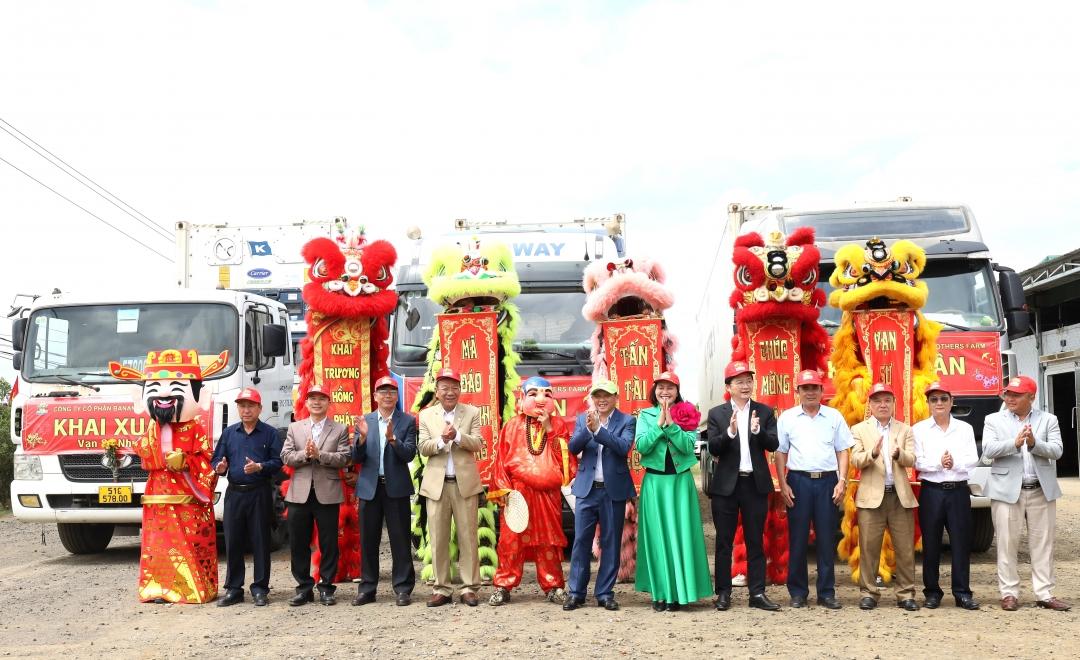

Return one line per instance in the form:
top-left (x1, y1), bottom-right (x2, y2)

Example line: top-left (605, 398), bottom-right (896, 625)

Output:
top-left (711, 475), bottom-right (769, 596)
top-left (288, 489), bottom-right (340, 594)
top-left (358, 481), bottom-right (416, 596)
top-left (919, 481), bottom-right (973, 599)
top-left (222, 485), bottom-right (273, 596)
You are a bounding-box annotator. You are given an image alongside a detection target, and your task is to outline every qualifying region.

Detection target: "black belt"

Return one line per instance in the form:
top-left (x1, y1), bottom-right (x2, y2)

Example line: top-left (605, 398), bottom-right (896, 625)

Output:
top-left (377, 476), bottom-right (387, 484)
top-left (592, 481), bottom-right (605, 489)
top-left (923, 480), bottom-right (967, 490)
top-left (883, 485), bottom-right (895, 493)
top-left (228, 482), bottom-right (270, 493)
top-left (444, 475), bottom-right (457, 482)
top-left (789, 470), bottom-right (832, 479)
top-left (738, 471), bottom-right (753, 478)
top-left (1022, 481), bottom-right (1041, 490)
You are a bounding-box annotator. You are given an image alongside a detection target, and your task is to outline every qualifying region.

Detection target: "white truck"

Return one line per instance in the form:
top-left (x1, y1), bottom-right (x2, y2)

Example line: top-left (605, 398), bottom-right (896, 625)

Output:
top-left (697, 199), bottom-right (1030, 552)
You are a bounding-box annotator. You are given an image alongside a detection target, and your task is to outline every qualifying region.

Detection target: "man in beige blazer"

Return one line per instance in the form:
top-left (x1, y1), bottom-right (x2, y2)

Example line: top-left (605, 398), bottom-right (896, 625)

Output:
top-left (850, 383), bottom-right (918, 611)
top-left (418, 368), bottom-right (484, 607)
top-left (281, 385), bottom-right (351, 606)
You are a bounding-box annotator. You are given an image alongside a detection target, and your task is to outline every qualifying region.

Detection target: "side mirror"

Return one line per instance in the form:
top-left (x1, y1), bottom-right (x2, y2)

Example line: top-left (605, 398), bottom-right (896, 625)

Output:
top-left (12, 351), bottom-right (22, 370)
top-left (12, 318), bottom-right (27, 352)
top-left (261, 323), bottom-right (288, 357)
top-left (405, 305), bottom-right (420, 332)
top-left (997, 268), bottom-right (1030, 339)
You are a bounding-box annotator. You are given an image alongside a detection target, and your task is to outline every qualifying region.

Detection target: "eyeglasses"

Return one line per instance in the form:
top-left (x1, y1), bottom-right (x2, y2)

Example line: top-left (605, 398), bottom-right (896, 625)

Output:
top-left (927, 396), bottom-right (951, 403)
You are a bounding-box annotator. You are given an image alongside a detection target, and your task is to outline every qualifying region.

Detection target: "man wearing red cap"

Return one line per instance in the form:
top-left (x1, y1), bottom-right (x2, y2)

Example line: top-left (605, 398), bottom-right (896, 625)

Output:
top-left (418, 368), bottom-right (484, 607)
top-left (983, 375), bottom-right (1069, 611)
top-left (281, 385), bottom-right (352, 606)
top-left (913, 381), bottom-right (980, 610)
top-left (775, 369), bottom-right (854, 609)
top-left (705, 361), bottom-right (780, 612)
top-left (351, 377), bottom-right (418, 607)
top-left (850, 383), bottom-right (918, 611)
top-left (212, 388), bottom-right (284, 607)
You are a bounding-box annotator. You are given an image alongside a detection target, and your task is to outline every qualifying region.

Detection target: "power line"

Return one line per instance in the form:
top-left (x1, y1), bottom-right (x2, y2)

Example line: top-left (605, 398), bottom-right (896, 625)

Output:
top-left (0, 117), bottom-right (173, 242)
top-left (0, 154), bottom-right (175, 263)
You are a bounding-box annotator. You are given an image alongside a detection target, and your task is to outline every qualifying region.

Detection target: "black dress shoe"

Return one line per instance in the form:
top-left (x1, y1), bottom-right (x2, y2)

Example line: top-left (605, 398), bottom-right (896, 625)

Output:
top-left (748, 593), bottom-right (780, 611)
top-left (789, 596), bottom-right (807, 608)
top-left (562, 597), bottom-right (585, 611)
top-left (289, 591), bottom-right (314, 607)
top-left (665, 602), bottom-right (681, 612)
top-left (898, 599), bottom-right (920, 611)
top-left (955, 595), bottom-right (980, 610)
top-left (859, 596), bottom-right (877, 610)
top-left (598, 598), bottom-right (620, 611)
top-left (352, 592), bottom-right (376, 606)
top-left (817, 596), bottom-right (842, 610)
top-left (924, 594), bottom-right (942, 609)
top-left (714, 592), bottom-right (731, 611)
top-left (217, 591), bottom-right (244, 607)
top-left (319, 591), bottom-right (337, 606)
top-left (253, 593), bottom-right (268, 607)
top-left (396, 593), bottom-right (411, 607)
top-left (652, 600), bottom-right (667, 612)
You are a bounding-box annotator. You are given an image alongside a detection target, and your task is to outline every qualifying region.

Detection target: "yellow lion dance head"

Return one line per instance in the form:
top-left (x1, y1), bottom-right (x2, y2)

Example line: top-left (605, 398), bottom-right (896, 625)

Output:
top-left (829, 238), bottom-right (928, 312)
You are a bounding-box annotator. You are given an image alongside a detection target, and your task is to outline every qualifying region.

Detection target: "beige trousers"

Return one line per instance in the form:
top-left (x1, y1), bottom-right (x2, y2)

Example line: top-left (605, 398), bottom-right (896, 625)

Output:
top-left (991, 488), bottom-right (1057, 601)
top-left (857, 490), bottom-right (916, 601)
top-left (427, 480), bottom-right (480, 596)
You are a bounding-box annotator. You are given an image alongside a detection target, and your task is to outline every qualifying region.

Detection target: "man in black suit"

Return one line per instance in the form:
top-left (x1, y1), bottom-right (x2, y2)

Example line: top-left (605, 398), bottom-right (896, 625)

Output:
top-left (706, 361), bottom-right (781, 612)
top-left (350, 377), bottom-right (418, 607)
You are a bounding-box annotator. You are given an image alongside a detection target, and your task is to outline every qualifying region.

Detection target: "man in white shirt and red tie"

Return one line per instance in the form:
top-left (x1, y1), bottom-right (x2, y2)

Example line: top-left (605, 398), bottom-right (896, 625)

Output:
top-left (983, 375), bottom-right (1070, 612)
top-left (913, 381), bottom-right (980, 610)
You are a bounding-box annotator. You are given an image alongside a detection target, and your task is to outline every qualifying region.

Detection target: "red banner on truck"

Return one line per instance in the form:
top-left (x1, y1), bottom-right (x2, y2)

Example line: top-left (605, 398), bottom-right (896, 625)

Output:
top-left (21, 396), bottom-right (146, 454)
top-left (934, 331), bottom-right (1002, 396)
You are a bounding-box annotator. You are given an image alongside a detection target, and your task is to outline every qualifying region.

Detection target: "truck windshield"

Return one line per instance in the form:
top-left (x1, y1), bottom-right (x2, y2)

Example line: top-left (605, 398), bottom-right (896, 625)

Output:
top-left (393, 290), bottom-right (591, 365)
top-left (784, 208), bottom-right (968, 241)
top-left (817, 260), bottom-right (1003, 331)
top-left (22, 303), bottom-right (239, 383)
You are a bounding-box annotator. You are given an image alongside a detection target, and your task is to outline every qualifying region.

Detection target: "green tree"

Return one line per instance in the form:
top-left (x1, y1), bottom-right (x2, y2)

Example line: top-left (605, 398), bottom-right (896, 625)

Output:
top-left (0, 378), bottom-right (12, 509)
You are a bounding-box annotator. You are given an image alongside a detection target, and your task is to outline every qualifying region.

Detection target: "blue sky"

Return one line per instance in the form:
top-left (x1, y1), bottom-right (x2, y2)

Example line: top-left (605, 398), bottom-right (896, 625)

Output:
top-left (2, 1), bottom-right (1079, 394)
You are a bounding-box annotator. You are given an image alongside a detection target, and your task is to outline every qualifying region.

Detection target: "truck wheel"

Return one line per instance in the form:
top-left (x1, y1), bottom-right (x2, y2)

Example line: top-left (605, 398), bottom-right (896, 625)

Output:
top-left (269, 484), bottom-right (289, 551)
top-left (970, 508), bottom-right (994, 553)
top-left (699, 450), bottom-right (713, 494)
top-left (57, 522), bottom-right (115, 554)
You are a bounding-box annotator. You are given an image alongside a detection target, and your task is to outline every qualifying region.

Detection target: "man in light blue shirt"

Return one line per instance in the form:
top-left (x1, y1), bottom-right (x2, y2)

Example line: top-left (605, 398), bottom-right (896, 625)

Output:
top-left (775, 369), bottom-right (854, 610)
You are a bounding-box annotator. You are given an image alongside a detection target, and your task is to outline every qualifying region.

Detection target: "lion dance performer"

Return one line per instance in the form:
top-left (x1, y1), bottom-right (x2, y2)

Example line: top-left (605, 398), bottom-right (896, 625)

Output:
top-left (580, 255), bottom-right (677, 582)
top-left (487, 377), bottom-right (577, 605)
top-left (727, 227), bottom-right (829, 585)
top-left (411, 238), bottom-right (522, 584)
top-left (293, 218), bottom-right (398, 583)
top-left (109, 348), bottom-right (228, 603)
top-left (828, 237), bottom-right (941, 584)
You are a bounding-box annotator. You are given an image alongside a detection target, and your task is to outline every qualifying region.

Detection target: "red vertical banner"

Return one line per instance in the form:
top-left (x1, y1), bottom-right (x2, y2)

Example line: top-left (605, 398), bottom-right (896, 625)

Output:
top-left (602, 318), bottom-right (664, 493)
top-left (744, 319), bottom-right (803, 413)
top-left (311, 316), bottom-right (373, 424)
top-left (854, 309), bottom-right (915, 424)
top-left (438, 312), bottom-right (500, 485)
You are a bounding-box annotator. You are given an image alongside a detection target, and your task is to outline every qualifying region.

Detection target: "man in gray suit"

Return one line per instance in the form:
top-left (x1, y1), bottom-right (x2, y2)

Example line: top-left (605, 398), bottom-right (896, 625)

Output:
top-left (281, 385), bottom-right (351, 606)
top-left (983, 375), bottom-right (1070, 612)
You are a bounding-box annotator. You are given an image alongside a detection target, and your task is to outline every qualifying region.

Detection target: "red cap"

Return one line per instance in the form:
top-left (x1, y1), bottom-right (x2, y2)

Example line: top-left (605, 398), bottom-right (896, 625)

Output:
top-left (924, 381), bottom-right (951, 397)
top-left (654, 371), bottom-right (680, 387)
top-left (796, 370), bottom-right (824, 387)
top-left (435, 368), bottom-right (460, 383)
top-left (304, 385), bottom-right (331, 400)
top-left (235, 388), bottom-right (262, 404)
top-left (1003, 375), bottom-right (1037, 395)
top-left (374, 376), bottom-right (398, 391)
top-left (724, 361), bottom-right (754, 383)
top-left (868, 382), bottom-right (894, 398)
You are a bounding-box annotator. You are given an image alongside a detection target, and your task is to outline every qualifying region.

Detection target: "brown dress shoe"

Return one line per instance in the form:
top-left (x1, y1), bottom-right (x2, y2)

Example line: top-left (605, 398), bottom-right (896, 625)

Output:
top-left (427, 594), bottom-right (452, 608)
top-left (459, 592), bottom-right (479, 607)
top-left (1036, 597), bottom-right (1071, 611)
top-left (1000, 595), bottom-right (1019, 611)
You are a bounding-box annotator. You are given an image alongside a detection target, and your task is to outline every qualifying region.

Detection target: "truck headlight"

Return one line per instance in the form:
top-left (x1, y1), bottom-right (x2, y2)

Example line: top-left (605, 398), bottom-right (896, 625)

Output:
top-left (14, 455), bottom-right (43, 480)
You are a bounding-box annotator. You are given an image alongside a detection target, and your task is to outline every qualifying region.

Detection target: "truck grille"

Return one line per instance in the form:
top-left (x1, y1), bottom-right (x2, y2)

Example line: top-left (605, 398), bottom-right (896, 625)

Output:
top-left (58, 454), bottom-right (150, 483)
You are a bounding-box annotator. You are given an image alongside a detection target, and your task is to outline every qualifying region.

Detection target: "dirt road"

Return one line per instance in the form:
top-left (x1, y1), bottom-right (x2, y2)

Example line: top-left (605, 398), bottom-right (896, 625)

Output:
top-left (2, 479), bottom-right (1078, 659)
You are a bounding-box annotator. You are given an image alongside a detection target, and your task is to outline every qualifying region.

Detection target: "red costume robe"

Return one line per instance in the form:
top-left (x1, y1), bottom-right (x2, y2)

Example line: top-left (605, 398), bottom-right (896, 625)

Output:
top-left (490, 415), bottom-right (577, 591)
top-left (135, 418), bottom-right (218, 603)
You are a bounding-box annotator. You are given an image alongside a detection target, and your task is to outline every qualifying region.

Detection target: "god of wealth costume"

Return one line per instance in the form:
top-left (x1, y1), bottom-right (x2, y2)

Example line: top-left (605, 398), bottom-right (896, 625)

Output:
top-left (728, 227), bottom-right (829, 585)
top-left (411, 238), bottom-right (522, 583)
top-left (829, 237), bottom-right (940, 584)
top-left (487, 377), bottom-right (577, 605)
top-left (293, 219), bottom-right (398, 582)
top-left (580, 256), bottom-right (678, 582)
top-left (109, 348), bottom-right (228, 603)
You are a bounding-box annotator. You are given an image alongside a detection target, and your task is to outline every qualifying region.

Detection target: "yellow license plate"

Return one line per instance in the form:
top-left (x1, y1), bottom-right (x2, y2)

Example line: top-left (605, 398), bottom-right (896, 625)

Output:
top-left (98, 485), bottom-right (132, 504)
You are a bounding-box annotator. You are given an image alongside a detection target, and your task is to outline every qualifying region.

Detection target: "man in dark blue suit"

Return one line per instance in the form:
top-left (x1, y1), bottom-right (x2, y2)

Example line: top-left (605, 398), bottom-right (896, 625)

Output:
top-left (350, 377), bottom-right (418, 607)
top-left (564, 380), bottom-right (635, 611)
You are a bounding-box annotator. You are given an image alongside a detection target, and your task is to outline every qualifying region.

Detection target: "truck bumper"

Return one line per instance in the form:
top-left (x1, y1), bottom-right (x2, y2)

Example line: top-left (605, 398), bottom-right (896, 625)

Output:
top-left (10, 480), bottom-right (225, 523)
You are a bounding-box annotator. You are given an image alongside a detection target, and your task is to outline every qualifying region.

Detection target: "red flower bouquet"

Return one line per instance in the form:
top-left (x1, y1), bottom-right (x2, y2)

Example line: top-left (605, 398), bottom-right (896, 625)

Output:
top-left (670, 401), bottom-right (701, 432)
